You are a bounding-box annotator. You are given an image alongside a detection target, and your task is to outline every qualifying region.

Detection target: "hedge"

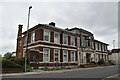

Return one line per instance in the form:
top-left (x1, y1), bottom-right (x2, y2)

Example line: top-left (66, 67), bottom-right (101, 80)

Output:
top-left (2, 59), bottom-right (22, 68)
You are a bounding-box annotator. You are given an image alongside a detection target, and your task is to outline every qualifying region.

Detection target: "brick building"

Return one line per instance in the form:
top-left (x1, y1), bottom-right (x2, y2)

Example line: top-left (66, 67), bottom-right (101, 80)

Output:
top-left (16, 22), bottom-right (109, 67)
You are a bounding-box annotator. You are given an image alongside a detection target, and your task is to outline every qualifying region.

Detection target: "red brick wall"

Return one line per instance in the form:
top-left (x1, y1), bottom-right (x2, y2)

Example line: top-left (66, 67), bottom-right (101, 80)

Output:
top-left (50, 48), bottom-right (54, 62)
top-left (39, 29), bottom-right (43, 40)
top-left (68, 50), bottom-right (71, 62)
top-left (50, 31), bottom-right (54, 42)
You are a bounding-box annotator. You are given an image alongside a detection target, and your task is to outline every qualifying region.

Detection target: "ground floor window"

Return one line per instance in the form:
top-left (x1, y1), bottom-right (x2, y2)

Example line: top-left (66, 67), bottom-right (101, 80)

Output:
top-left (63, 50), bottom-right (68, 62)
top-left (70, 51), bottom-right (75, 62)
top-left (43, 48), bottom-right (50, 62)
top-left (54, 49), bottom-right (60, 62)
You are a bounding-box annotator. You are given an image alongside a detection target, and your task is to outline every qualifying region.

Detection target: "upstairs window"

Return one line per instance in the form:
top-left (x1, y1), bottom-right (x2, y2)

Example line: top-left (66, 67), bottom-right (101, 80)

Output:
top-left (54, 32), bottom-right (60, 44)
top-left (63, 34), bottom-right (68, 45)
top-left (31, 32), bottom-right (35, 43)
top-left (77, 37), bottom-right (80, 47)
top-left (71, 36), bottom-right (75, 46)
top-left (44, 30), bottom-right (50, 41)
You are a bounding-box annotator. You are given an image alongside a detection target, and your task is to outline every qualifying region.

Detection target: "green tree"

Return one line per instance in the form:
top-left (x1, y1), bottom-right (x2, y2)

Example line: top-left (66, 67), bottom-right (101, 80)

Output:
top-left (3, 52), bottom-right (13, 60)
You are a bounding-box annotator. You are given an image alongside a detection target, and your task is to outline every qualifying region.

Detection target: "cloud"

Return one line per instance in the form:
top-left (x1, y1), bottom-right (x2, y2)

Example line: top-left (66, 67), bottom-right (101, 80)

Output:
top-left (0, 2), bottom-right (118, 56)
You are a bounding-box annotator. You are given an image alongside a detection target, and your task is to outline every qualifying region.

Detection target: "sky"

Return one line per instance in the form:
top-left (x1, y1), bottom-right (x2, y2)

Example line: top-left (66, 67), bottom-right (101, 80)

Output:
top-left (0, 0), bottom-right (119, 56)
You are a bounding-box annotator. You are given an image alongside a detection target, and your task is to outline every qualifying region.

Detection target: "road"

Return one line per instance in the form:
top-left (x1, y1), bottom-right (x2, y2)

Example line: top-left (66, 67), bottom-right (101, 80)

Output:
top-left (2, 65), bottom-right (120, 80)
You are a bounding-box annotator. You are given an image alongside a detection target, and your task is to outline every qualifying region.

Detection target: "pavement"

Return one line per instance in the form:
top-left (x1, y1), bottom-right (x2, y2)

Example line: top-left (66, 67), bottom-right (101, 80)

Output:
top-left (1, 65), bottom-right (117, 77)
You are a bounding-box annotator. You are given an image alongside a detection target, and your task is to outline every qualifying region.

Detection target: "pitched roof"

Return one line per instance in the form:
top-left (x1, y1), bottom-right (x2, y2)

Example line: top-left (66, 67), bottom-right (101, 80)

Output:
top-left (94, 39), bottom-right (109, 45)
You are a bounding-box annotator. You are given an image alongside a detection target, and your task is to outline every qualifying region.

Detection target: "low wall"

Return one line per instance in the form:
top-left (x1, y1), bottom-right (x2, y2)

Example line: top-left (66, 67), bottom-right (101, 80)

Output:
top-left (2, 68), bottom-right (24, 73)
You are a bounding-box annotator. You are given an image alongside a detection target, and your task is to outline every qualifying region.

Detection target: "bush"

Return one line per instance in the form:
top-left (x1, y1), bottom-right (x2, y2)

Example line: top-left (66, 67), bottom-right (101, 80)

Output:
top-left (97, 59), bottom-right (105, 65)
top-left (14, 57), bottom-right (25, 66)
top-left (2, 59), bottom-right (22, 68)
top-left (26, 65), bottom-right (33, 72)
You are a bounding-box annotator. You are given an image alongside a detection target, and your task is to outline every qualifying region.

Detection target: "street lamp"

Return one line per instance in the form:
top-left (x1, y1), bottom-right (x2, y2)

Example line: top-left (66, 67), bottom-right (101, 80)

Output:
top-left (25, 6), bottom-right (32, 72)
top-left (113, 40), bottom-right (116, 64)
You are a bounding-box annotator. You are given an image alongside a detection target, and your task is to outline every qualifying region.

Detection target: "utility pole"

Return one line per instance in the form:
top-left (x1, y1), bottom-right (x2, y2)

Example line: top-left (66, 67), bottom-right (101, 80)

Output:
top-left (25, 6), bottom-right (32, 72)
top-left (113, 40), bottom-right (115, 64)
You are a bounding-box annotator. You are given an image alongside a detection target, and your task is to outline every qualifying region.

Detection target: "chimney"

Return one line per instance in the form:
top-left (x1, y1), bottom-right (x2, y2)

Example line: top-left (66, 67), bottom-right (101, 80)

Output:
top-left (49, 22), bottom-right (55, 26)
top-left (16, 24), bottom-right (23, 58)
top-left (17, 24), bottom-right (23, 38)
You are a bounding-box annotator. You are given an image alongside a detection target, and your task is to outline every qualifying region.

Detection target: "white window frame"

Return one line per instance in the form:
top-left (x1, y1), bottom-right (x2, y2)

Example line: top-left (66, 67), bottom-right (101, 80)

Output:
top-left (70, 36), bottom-right (75, 46)
top-left (63, 50), bottom-right (68, 62)
top-left (70, 51), bottom-right (75, 62)
top-left (77, 37), bottom-right (80, 47)
top-left (43, 29), bottom-right (50, 42)
top-left (20, 40), bottom-right (22, 47)
top-left (43, 48), bottom-right (50, 62)
top-left (54, 32), bottom-right (60, 44)
top-left (54, 49), bottom-right (60, 62)
top-left (31, 31), bottom-right (35, 43)
top-left (96, 43), bottom-right (98, 50)
top-left (63, 34), bottom-right (68, 45)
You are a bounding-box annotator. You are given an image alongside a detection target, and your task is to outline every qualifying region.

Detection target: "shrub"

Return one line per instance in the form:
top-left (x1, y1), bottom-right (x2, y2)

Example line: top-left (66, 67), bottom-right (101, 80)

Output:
top-left (2, 59), bottom-right (22, 68)
top-left (26, 65), bottom-right (33, 72)
top-left (97, 59), bottom-right (105, 65)
top-left (14, 57), bottom-right (25, 66)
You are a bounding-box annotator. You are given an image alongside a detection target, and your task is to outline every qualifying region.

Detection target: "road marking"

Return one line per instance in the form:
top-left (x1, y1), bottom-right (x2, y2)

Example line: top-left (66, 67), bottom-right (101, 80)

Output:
top-left (106, 74), bottom-right (120, 78)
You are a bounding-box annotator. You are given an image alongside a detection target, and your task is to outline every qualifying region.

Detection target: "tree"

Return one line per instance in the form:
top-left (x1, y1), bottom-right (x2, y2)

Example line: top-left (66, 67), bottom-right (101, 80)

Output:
top-left (3, 52), bottom-right (13, 60)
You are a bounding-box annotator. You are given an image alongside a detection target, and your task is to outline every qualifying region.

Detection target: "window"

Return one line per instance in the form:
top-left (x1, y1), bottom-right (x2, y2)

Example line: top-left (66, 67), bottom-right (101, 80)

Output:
top-left (44, 30), bottom-right (50, 41)
top-left (24, 36), bottom-right (27, 45)
top-left (70, 51), bottom-right (75, 62)
top-left (71, 36), bottom-right (75, 46)
top-left (54, 49), bottom-right (60, 62)
top-left (63, 34), bottom-right (68, 45)
top-left (43, 48), bottom-right (50, 62)
top-left (31, 32), bottom-right (35, 43)
top-left (97, 44), bottom-right (99, 50)
top-left (20, 40), bottom-right (21, 47)
top-left (54, 32), bottom-right (60, 44)
top-left (63, 50), bottom-right (68, 62)
top-left (77, 37), bottom-right (80, 47)
top-left (96, 43), bottom-right (98, 50)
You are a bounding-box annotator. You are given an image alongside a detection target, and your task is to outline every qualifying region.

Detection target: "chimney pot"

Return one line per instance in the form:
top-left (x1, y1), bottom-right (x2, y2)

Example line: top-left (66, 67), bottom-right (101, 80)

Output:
top-left (49, 22), bottom-right (55, 26)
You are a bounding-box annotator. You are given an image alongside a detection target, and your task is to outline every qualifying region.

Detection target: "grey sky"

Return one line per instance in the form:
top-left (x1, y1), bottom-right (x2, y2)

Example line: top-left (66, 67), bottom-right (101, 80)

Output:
top-left (0, 1), bottom-right (118, 56)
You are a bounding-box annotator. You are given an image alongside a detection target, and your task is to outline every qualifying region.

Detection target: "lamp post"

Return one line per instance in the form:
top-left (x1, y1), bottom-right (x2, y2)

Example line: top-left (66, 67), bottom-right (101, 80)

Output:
top-left (25, 6), bottom-right (32, 72)
top-left (113, 40), bottom-right (116, 64)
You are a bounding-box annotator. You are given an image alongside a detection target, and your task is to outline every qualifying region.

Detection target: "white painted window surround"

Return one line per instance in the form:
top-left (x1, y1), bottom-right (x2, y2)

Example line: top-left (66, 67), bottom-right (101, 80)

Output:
top-left (63, 34), bottom-right (68, 45)
top-left (54, 49), bottom-right (60, 62)
top-left (71, 36), bottom-right (75, 46)
top-left (31, 31), bottom-right (35, 43)
top-left (63, 50), bottom-right (68, 62)
top-left (44, 29), bottom-right (50, 42)
top-left (54, 32), bottom-right (60, 44)
top-left (43, 48), bottom-right (50, 62)
top-left (70, 51), bottom-right (75, 62)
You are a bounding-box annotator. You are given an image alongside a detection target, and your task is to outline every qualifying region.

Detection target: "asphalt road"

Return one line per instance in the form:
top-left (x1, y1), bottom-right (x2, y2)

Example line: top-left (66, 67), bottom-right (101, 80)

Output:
top-left (2, 65), bottom-right (120, 80)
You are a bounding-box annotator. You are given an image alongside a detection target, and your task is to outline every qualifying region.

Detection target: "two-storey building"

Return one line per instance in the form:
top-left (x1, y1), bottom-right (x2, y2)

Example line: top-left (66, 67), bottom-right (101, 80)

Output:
top-left (16, 22), bottom-right (109, 67)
